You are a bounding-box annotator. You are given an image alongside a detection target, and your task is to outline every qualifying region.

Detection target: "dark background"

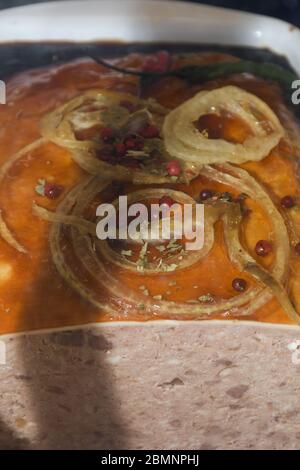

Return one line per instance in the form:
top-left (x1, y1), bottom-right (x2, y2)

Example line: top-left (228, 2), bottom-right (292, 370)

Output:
top-left (0, 0), bottom-right (299, 27)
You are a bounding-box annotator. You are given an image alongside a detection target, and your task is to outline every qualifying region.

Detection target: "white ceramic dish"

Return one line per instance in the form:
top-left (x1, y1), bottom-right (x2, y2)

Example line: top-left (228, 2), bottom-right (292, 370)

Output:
top-left (0, 2), bottom-right (300, 452)
top-left (0, 0), bottom-right (299, 73)
top-left (0, 0), bottom-right (299, 334)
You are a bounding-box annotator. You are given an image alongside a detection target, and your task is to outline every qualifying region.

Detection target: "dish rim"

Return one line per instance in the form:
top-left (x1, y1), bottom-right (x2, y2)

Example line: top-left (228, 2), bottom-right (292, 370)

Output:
top-left (0, 0), bottom-right (299, 74)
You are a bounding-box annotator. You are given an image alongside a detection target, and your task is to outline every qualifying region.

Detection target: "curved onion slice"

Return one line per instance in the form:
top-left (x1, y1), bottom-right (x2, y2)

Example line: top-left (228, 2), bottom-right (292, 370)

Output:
top-left (0, 137), bottom-right (46, 253)
top-left (70, 148), bottom-right (175, 185)
top-left (222, 202), bottom-right (299, 324)
top-left (40, 90), bottom-right (136, 151)
top-left (97, 188), bottom-right (211, 274)
top-left (48, 175), bottom-right (115, 315)
top-left (201, 163), bottom-right (289, 282)
top-left (31, 161), bottom-right (299, 323)
top-left (40, 89), bottom-right (185, 184)
top-left (0, 210), bottom-right (27, 254)
top-left (33, 202), bottom-right (96, 235)
top-left (207, 163), bottom-right (300, 324)
top-left (163, 86), bottom-right (284, 165)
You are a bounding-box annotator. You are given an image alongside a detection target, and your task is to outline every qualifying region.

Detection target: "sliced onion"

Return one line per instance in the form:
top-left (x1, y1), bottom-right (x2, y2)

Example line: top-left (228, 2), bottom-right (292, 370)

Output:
top-left (2, 138), bottom-right (295, 321)
top-left (40, 90), bottom-right (135, 151)
top-left (97, 188), bottom-right (211, 274)
top-left (201, 163), bottom-right (290, 282)
top-left (0, 210), bottom-right (27, 253)
top-left (222, 202), bottom-right (299, 324)
top-left (49, 175), bottom-right (115, 314)
top-left (33, 202), bottom-right (96, 235)
top-left (0, 137), bottom-right (46, 253)
top-left (163, 86), bottom-right (284, 165)
top-left (33, 167), bottom-right (298, 321)
top-left (40, 89), bottom-right (185, 184)
top-left (70, 148), bottom-right (173, 184)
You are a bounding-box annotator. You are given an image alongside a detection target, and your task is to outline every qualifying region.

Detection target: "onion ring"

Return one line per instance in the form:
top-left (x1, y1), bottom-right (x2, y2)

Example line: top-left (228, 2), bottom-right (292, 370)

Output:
top-left (163, 86), bottom-right (284, 165)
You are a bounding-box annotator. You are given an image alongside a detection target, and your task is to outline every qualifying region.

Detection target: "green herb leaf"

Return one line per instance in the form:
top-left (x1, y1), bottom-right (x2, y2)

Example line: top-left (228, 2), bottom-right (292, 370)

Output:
top-left (198, 293), bottom-right (215, 303)
top-left (35, 179), bottom-right (46, 196)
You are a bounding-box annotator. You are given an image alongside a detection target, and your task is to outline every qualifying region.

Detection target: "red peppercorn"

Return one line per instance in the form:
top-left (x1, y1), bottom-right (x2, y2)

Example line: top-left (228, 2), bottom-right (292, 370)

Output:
top-left (101, 127), bottom-right (114, 143)
top-left (142, 50), bottom-right (171, 73)
top-left (159, 195), bottom-right (174, 210)
top-left (44, 183), bottom-right (63, 199)
top-left (255, 239), bottom-right (273, 257)
top-left (124, 135), bottom-right (144, 151)
top-left (139, 124), bottom-right (160, 139)
top-left (280, 195), bottom-right (295, 209)
top-left (232, 278), bottom-right (247, 292)
top-left (157, 50), bottom-right (171, 63)
top-left (199, 189), bottom-right (213, 201)
top-left (114, 143), bottom-right (127, 158)
top-left (142, 58), bottom-right (158, 71)
top-left (166, 160), bottom-right (181, 177)
top-left (124, 138), bottom-right (135, 150)
top-left (98, 145), bottom-right (115, 162)
top-left (295, 243), bottom-right (300, 255)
